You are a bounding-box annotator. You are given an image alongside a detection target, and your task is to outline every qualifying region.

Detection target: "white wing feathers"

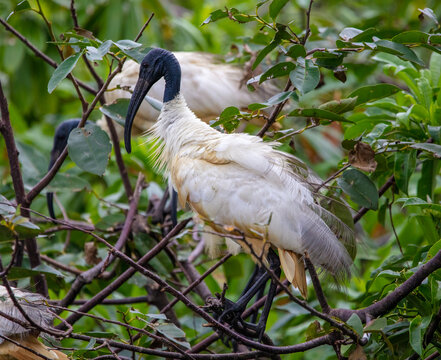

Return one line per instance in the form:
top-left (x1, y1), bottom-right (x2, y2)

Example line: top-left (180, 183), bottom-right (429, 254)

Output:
top-left (151, 96), bottom-right (353, 280)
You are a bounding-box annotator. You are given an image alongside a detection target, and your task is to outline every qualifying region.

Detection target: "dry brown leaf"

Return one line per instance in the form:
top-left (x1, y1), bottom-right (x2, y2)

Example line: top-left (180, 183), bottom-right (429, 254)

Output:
top-left (349, 345), bottom-right (367, 360)
top-left (349, 142), bottom-right (377, 172)
top-left (84, 241), bottom-right (101, 265)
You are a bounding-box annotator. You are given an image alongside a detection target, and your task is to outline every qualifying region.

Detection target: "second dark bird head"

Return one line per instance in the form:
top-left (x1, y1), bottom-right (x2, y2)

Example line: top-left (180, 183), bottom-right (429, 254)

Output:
top-left (47, 119), bottom-right (81, 220)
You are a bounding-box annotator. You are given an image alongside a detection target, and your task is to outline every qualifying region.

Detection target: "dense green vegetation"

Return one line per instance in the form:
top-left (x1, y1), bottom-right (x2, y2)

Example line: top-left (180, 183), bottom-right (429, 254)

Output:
top-left (0, 0), bottom-right (441, 359)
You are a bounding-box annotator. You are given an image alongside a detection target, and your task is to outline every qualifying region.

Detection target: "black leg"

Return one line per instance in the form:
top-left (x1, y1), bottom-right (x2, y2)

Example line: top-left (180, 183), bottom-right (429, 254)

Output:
top-left (240, 265), bottom-right (264, 297)
top-left (253, 250), bottom-right (281, 340)
top-left (218, 269), bottom-right (270, 324)
top-left (170, 188), bottom-right (178, 227)
top-left (220, 248), bottom-right (281, 340)
top-left (250, 283), bottom-right (266, 324)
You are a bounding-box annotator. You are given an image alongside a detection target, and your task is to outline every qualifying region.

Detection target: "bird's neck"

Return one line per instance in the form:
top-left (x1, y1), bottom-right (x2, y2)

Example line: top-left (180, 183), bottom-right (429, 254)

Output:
top-left (163, 58), bottom-right (181, 103)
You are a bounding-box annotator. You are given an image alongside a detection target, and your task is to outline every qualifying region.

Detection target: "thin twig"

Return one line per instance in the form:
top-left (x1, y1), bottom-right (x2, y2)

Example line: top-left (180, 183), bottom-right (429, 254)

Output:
top-left (59, 173), bottom-right (144, 308)
top-left (304, 254), bottom-right (330, 313)
top-left (302, 0), bottom-right (314, 45)
top-left (257, 80), bottom-right (292, 137)
top-left (388, 196), bottom-right (403, 255)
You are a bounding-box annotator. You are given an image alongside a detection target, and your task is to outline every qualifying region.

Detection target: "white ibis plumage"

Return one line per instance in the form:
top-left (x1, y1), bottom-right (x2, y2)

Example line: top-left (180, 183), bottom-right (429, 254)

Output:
top-left (99, 52), bottom-right (278, 137)
top-left (0, 285), bottom-right (68, 359)
top-left (124, 48), bottom-right (354, 339)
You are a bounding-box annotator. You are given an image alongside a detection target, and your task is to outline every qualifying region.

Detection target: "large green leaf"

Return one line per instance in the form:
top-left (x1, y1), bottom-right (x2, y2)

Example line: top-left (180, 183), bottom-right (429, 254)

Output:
top-left (16, 141), bottom-right (47, 188)
top-left (375, 40), bottom-right (424, 66)
top-left (269, 0), bottom-right (289, 19)
top-left (337, 169), bottom-right (378, 210)
top-left (85, 40), bottom-right (112, 61)
top-left (212, 106), bottom-right (241, 133)
top-left (6, 0), bottom-right (31, 21)
top-left (288, 108), bottom-right (350, 122)
top-left (100, 98), bottom-right (130, 127)
top-left (260, 62), bottom-right (295, 83)
top-left (409, 316), bottom-right (423, 356)
top-left (248, 91), bottom-right (295, 111)
top-left (67, 124), bottom-right (112, 176)
top-left (253, 41), bottom-right (278, 70)
top-left (349, 84), bottom-right (401, 106)
top-left (394, 151), bottom-right (416, 194)
top-left (346, 313), bottom-right (363, 337)
top-left (417, 160), bottom-right (438, 200)
top-left (411, 143), bottom-right (441, 158)
top-left (392, 31), bottom-right (429, 44)
top-left (290, 58), bottom-right (320, 94)
top-left (318, 97), bottom-right (357, 114)
top-left (48, 51), bottom-right (82, 93)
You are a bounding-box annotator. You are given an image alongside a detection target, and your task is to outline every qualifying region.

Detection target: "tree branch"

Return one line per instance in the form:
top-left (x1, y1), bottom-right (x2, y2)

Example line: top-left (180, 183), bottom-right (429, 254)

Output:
top-left (59, 173), bottom-right (144, 308)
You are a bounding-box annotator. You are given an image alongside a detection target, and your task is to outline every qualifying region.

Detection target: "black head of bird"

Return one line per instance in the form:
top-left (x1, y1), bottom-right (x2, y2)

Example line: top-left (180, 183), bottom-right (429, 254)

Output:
top-left (125, 48), bottom-right (181, 154)
top-left (47, 119), bottom-right (81, 220)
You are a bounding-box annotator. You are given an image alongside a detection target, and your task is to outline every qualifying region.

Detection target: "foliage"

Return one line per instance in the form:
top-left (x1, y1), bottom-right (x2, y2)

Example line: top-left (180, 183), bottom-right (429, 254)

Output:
top-left (0, 0), bottom-right (441, 359)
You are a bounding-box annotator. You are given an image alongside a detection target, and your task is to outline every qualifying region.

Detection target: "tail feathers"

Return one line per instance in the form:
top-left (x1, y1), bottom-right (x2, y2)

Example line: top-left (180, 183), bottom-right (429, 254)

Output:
top-left (0, 336), bottom-right (68, 360)
top-left (279, 249), bottom-right (307, 299)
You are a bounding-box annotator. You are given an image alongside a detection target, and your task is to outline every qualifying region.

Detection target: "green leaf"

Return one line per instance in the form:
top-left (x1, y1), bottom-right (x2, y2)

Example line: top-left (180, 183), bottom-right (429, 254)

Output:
top-left (287, 44), bottom-right (306, 59)
top-left (313, 51), bottom-right (345, 70)
top-left (212, 106), bottom-right (241, 133)
top-left (202, 9), bottom-right (229, 25)
top-left (426, 239), bottom-right (441, 261)
top-left (337, 169), bottom-right (378, 210)
top-left (85, 40), bottom-right (112, 61)
top-left (411, 143), bottom-right (441, 158)
top-left (269, 0), bottom-right (289, 19)
top-left (349, 84), bottom-right (401, 106)
top-left (394, 151), bottom-right (416, 194)
top-left (397, 197), bottom-right (441, 217)
top-left (83, 332), bottom-right (117, 339)
top-left (248, 91), bottom-right (295, 111)
top-left (253, 42), bottom-right (278, 70)
top-left (260, 62), bottom-right (295, 83)
top-left (123, 47), bottom-right (152, 63)
top-left (13, 217), bottom-right (41, 238)
top-left (113, 40), bottom-right (142, 51)
top-left (48, 52), bottom-right (82, 93)
top-left (0, 195), bottom-right (15, 216)
top-left (429, 52), bottom-right (441, 87)
top-left (16, 141), bottom-right (47, 188)
top-left (318, 97), bottom-right (357, 114)
top-left (375, 40), bottom-right (424, 66)
top-left (346, 313), bottom-right (363, 337)
top-left (409, 316), bottom-right (423, 356)
top-left (6, 0), bottom-right (31, 21)
top-left (67, 124), bottom-right (112, 176)
top-left (288, 108), bottom-right (351, 123)
top-left (365, 317), bottom-right (387, 332)
top-left (7, 264), bottom-right (63, 280)
top-left (392, 31), bottom-right (429, 44)
top-left (48, 172), bottom-right (91, 192)
top-left (417, 160), bottom-right (438, 200)
top-left (156, 323), bottom-right (190, 349)
top-left (339, 27), bottom-right (363, 41)
top-left (290, 58), bottom-right (320, 94)
top-left (351, 28), bottom-right (378, 42)
top-left (100, 98), bottom-right (130, 127)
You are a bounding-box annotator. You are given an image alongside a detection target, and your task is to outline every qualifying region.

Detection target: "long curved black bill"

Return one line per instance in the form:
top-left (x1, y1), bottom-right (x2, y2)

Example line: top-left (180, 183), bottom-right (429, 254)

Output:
top-left (125, 77), bottom-right (153, 153)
